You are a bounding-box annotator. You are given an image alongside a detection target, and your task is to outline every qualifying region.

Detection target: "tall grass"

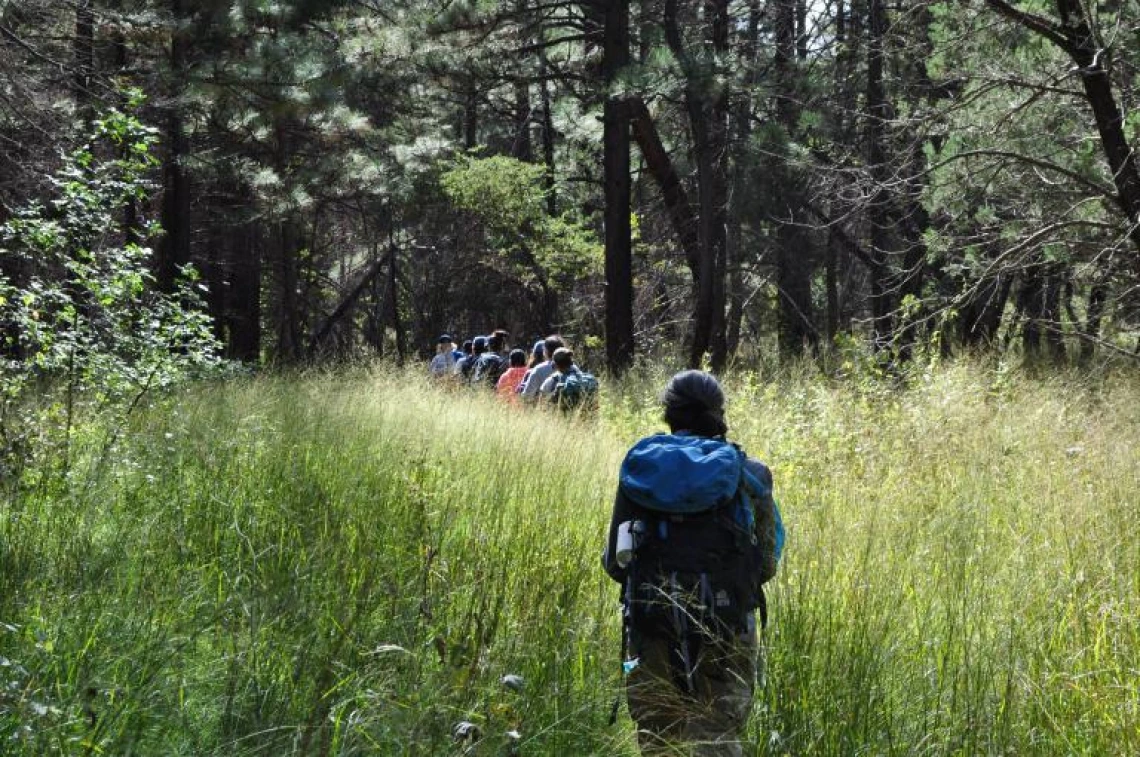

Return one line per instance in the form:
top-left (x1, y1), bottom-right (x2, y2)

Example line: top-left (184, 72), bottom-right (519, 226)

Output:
top-left (1, 362), bottom-right (1138, 754)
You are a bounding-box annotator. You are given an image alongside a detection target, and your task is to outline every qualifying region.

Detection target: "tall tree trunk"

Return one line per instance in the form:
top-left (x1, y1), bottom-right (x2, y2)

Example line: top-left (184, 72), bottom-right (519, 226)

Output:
top-left (603, 0), bottom-right (634, 374)
top-left (386, 242), bottom-right (406, 364)
top-left (74, 0), bottom-right (95, 127)
top-left (512, 0), bottom-right (534, 162)
top-left (706, 0), bottom-right (730, 371)
top-left (826, 222), bottom-right (841, 342)
top-left (158, 0), bottom-right (191, 294)
top-left (629, 99), bottom-right (700, 279)
top-left (1043, 264), bottom-right (1066, 362)
top-left (773, 0), bottom-right (816, 357)
top-left (665, 0), bottom-right (729, 370)
top-left (1080, 282), bottom-right (1107, 363)
top-left (229, 197), bottom-right (262, 363)
top-left (539, 58), bottom-right (557, 217)
top-left (462, 83), bottom-right (479, 150)
top-left (725, 0), bottom-right (761, 357)
top-left (275, 219), bottom-right (302, 363)
top-left (893, 2), bottom-right (942, 360)
top-left (727, 0), bottom-right (762, 362)
top-left (866, 0), bottom-right (893, 349)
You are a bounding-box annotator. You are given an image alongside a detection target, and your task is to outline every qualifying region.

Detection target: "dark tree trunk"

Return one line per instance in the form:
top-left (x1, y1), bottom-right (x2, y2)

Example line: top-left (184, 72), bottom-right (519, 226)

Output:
top-left (275, 219), bottom-right (303, 363)
top-left (726, 0), bottom-right (762, 362)
top-left (665, 0), bottom-right (729, 370)
top-left (866, 0), bottom-right (893, 349)
top-left (629, 99), bottom-right (700, 279)
top-left (603, 0), bottom-right (634, 374)
top-left (1080, 282), bottom-right (1108, 362)
top-left (1054, 0), bottom-right (1140, 253)
top-left (706, 0), bottom-right (730, 371)
top-left (892, 3), bottom-right (942, 361)
top-left (773, 0), bottom-right (816, 357)
top-left (961, 274), bottom-right (1011, 348)
top-left (796, 0), bottom-right (809, 61)
top-left (539, 61), bottom-right (557, 217)
top-left (229, 206), bottom-right (262, 363)
top-left (511, 2), bottom-right (534, 163)
top-left (74, 0), bottom-right (95, 126)
top-left (1017, 263), bottom-right (1066, 361)
top-left (158, 0), bottom-right (191, 294)
top-left (463, 83), bottom-right (479, 150)
top-left (1043, 264), bottom-right (1066, 361)
top-left (1019, 271), bottom-right (1043, 356)
top-left (386, 242), bottom-right (407, 364)
top-left (512, 83), bottom-right (533, 161)
top-left (826, 220), bottom-right (841, 342)
top-left (1071, 57), bottom-right (1140, 253)
top-left (204, 224), bottom-right (227, 346)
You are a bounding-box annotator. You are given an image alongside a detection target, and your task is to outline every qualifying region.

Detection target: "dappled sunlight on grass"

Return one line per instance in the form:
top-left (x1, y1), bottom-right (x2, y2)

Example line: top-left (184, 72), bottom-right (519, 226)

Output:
top-left (1, 361), bottom-right (1138, 754)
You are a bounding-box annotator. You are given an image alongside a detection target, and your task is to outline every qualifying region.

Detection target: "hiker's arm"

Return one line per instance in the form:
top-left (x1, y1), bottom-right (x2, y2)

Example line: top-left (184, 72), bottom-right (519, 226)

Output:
top-left (538, 374), bottom-right (558, 396)
top-left (745, 458), bottom-right (781, 584)
top-left (520, 366), bottom-right (541, 399)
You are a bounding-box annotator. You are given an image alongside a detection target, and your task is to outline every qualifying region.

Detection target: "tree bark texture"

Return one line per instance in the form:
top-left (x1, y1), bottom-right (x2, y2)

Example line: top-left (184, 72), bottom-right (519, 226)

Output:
top-left (629, 99), bottom-right (700, 279)
top-left (74, 0), bottom-right (95, 126)
top-left (866, 0), bottom-right (894, 349)
top-left (773, 0), bottom-right (816, 356)
top-left (158, 0), bottom-right (191, 294)
top-left (603, 0), bottom-right (634, 374)
top-left (664, 0), bottom-right (729, 370)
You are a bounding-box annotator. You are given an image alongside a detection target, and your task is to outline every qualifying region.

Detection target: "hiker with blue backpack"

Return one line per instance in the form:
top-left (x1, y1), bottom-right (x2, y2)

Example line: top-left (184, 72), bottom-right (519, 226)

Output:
top-left (603, 370), bottom-right (784, 756)
top-left (539, 347), bottom-right (599, 411)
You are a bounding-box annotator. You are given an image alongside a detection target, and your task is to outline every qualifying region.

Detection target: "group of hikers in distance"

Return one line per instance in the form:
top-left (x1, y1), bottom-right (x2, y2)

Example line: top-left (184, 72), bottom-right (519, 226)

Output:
top-left (428, 330), bottom-right (599, 410)
top-left (429, 328), bottom-right (786, 754)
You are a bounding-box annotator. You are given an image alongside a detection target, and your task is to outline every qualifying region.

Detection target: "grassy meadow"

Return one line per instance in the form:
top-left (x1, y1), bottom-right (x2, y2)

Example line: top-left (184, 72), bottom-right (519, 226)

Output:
top-left (2, 362), bottom-right (1139, 755)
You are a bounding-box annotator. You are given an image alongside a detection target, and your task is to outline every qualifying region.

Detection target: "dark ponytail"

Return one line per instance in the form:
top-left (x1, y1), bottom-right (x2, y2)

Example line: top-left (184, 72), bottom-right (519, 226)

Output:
top-left (661, 370), bottom-right (728, 438)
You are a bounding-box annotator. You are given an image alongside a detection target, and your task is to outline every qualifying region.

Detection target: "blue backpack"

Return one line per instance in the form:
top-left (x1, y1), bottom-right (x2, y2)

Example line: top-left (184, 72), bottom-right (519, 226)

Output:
top-left (618, 434), bottom-right (784, 638)
top-left (551, 369), bottom-right (599, 410)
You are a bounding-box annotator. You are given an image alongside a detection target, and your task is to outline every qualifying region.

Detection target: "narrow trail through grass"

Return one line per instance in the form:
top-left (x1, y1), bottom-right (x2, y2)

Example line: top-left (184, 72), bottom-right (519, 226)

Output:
top-left (2, 363), bottom-right (1138, 755)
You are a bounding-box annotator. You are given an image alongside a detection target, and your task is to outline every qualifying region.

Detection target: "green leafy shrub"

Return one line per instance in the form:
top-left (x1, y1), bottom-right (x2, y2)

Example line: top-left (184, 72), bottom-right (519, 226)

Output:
top-left (0, 104), bottom-right (221, 484)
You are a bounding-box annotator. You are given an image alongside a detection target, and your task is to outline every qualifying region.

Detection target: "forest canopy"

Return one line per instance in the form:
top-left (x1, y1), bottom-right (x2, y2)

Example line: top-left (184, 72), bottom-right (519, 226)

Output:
top-left (1, 0), bottom-right (1139, 373)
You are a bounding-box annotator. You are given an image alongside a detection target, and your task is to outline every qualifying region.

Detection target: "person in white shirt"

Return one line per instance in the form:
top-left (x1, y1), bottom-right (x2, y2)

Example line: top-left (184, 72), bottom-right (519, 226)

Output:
top-left (428, 334), bottom-right (457, 377)
top-left (518, 334), bottom-right (564, 401)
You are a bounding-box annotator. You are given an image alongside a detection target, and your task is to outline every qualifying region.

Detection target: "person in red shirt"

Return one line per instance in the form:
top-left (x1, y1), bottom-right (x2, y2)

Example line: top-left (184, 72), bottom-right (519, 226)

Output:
top-left (495, 349), bottom-right (529, 402)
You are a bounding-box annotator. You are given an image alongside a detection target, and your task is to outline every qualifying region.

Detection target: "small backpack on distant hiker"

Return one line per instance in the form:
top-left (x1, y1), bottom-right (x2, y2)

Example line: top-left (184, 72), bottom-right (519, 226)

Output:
top-left (616, 433), bottom-right (784, 638)
top-left (550, 369), bottom-right (599, 410)
top-left (473, 351), bottom-right (505, 387)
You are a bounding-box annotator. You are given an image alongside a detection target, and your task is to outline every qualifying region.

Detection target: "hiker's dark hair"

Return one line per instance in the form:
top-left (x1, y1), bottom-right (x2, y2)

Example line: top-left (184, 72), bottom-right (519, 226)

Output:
top-left (552, 347), bottom-right (573, 371)
top-left (509, 348), bottom-right (526, 367)
top-left (543, 334), bottom-right (565, 361)
top-left (662, 370), bottom-right (728, 438)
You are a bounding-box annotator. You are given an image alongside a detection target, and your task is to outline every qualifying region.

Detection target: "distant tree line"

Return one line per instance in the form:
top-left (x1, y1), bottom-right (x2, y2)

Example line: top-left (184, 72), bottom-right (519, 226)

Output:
top-left (3, 0), bottom-right (1139, 375)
